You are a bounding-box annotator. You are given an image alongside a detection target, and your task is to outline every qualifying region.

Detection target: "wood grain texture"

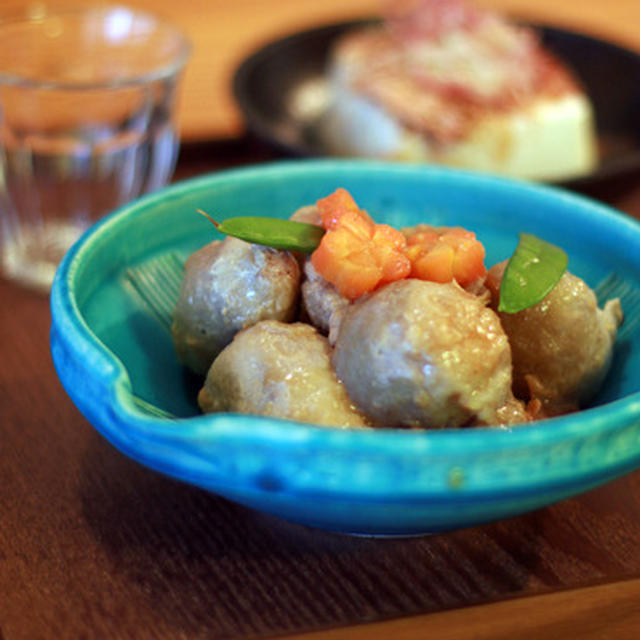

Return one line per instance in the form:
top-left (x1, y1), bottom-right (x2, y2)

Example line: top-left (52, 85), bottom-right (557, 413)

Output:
top-left (284, 578), bottom-right (640, 640)
top-left (2, 142), bottom-right (640, 640)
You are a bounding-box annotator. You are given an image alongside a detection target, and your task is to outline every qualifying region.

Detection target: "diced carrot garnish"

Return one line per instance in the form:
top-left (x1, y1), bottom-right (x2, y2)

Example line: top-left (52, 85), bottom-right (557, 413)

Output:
top-left (316, 187), bottom-right (373, 230)
top-left (405, 226), bottom-right (487, 287)
top-left (311, 227), bottom-right (382, 300)
top-left (372, 224), bottom-right (413, 284)
top-left (311, 190), bottom-right (410, 300)
top-left (310, 191), bottom-right (487, 299)
top-left (408, 241), bottom-right (456, 283)
top-left (448, 230), bottom-right (487, 286)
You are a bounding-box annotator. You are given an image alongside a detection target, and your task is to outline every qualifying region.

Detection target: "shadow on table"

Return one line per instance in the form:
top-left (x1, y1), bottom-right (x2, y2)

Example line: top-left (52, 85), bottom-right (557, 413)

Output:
top-left (79, 431), bottom-right (640, 639)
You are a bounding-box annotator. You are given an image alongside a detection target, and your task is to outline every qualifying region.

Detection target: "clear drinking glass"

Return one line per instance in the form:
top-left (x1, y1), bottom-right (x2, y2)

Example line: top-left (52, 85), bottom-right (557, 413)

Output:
top-left (0, 5), bottom-right (191, 291)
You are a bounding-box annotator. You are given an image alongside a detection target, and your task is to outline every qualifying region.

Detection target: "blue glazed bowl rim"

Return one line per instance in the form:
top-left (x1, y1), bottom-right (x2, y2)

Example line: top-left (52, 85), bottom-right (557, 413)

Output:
top-left (50, 159), bottom-right (640, 478)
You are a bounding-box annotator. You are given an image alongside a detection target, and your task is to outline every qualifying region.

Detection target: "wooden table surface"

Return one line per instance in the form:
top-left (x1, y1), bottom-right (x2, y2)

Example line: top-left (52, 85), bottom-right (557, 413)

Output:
top-left (3, 1), bottom-right (640, 639)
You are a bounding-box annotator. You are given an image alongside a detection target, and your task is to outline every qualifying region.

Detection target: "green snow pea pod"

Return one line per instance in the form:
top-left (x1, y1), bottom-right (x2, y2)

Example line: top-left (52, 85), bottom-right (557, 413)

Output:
top-left (199, 210), bottom-right (325, 253)
top-left (498, 232), bottom-right (568, 313)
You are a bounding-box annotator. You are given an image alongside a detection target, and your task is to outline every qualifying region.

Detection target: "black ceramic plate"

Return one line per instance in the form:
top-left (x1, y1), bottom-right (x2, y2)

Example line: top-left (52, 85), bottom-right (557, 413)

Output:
top-left (233, 19), bottom-right (640, 190)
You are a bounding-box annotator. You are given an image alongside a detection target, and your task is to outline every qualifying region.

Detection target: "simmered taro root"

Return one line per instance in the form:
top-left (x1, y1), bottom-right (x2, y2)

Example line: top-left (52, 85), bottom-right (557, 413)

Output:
top-left (332, 279), bottom-right (528, 428)
top-left (289, 204), bottom-right (322, 226)
top-left (173, 185), bottom-right (623, 429)
top-left (292, 202), bottom-right (351, 341)
top-left (198, 320), bottom-right (371, 428)
top-left (301, 260), bottom-right (350, 341)
top-left (487, 262), bottom-right (623, 415)
top-left (172, 237), bottom-right (301, 374)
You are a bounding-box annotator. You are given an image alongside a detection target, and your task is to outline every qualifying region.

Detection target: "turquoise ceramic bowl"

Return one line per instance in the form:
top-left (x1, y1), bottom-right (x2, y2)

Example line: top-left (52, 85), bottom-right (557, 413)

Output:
top-left (50, 160), bottom-right (640, 536)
